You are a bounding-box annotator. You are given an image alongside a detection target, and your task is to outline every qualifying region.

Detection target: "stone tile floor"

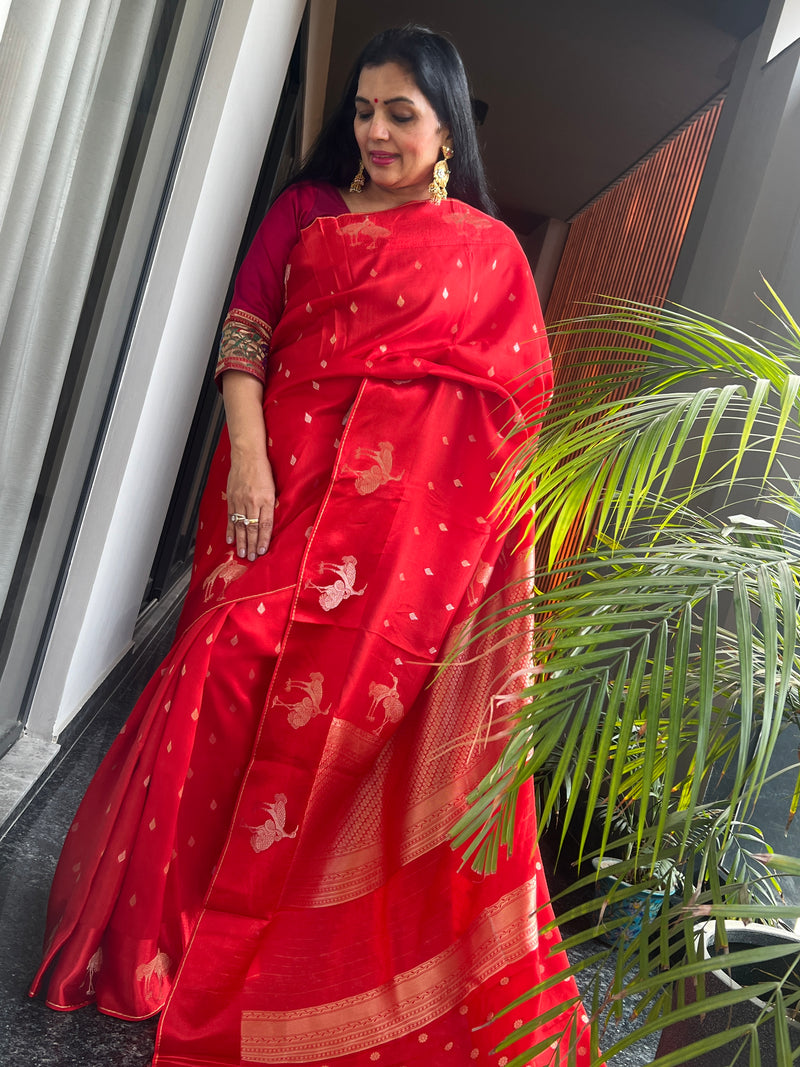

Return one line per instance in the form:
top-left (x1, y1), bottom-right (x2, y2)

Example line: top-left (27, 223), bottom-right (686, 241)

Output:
top-left (0, 615), bottom-right (658, 1066)
top-left (1, 731), bottom-right (159, 1063)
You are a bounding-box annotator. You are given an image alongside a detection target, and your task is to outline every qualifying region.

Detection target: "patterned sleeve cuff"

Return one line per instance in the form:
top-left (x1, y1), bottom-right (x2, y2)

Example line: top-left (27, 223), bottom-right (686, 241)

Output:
top-left (214, 309), bottom-right (273, 387)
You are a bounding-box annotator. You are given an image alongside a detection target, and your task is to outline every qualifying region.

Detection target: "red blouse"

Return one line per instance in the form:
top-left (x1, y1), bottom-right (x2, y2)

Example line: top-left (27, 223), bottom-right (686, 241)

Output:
top-left (214, 182), bottom-right (349, 385)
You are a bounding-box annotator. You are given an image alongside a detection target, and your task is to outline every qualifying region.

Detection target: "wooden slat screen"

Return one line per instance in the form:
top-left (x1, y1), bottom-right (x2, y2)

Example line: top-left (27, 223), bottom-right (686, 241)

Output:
top-left (538, 98), bottom-right (724, 582)
top-left (545, 98), bottom-right (723, 334)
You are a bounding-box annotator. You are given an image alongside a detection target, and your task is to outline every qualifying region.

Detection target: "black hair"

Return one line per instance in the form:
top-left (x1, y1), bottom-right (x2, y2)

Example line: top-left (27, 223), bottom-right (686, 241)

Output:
top-left (288, 26), bottom-right (496, 216)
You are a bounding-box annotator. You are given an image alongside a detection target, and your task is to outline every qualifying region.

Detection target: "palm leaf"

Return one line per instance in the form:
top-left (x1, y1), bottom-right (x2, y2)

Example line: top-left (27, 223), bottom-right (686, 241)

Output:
top-left (452, 289), bottom-right (800, 1062)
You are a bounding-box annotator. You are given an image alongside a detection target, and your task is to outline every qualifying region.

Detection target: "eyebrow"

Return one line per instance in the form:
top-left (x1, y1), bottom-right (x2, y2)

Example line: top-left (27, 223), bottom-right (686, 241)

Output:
top-left (354, 95), bottom-right (417, 106)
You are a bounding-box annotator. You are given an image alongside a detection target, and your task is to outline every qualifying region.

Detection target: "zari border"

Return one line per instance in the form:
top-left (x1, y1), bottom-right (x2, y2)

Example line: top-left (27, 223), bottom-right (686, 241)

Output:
top-left (240, 877), bottom-right (538, 1063)
top-left (290, 633), bottom-right (519, 909)
top-left (291, 757), bottom-right (494, 909)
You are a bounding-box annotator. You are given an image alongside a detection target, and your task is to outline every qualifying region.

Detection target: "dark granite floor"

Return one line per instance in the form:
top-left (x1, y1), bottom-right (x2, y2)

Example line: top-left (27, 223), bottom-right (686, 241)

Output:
top-left (0, 602), bottom-right (658, 1066)
top-left (0, 600), bottom-right (181, 1067)
top-left (2, 862), bottom-right (158, 1064)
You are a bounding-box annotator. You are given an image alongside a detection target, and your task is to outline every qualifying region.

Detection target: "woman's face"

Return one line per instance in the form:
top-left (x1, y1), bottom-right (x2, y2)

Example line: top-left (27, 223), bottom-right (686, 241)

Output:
top-left (353, 62), bottom-right (450, 203)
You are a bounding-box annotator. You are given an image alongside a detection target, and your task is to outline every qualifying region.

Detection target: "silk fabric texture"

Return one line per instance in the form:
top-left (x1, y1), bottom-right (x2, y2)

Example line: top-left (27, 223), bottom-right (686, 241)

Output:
top-left (32, 196), bottom-right (595, 1066)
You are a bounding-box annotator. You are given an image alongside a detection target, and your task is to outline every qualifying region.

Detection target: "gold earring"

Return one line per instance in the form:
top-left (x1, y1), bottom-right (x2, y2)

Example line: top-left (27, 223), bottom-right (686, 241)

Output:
top-left (349, 161), bottom-right (366, 193)
top-left (429, 145), bottom-right (453, 205)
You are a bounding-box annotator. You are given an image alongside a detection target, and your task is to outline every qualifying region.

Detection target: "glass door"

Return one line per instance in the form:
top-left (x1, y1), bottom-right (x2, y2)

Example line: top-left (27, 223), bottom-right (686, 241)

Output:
top-left (146, 23), bottom-right (307, 601)
top-left (0, 0), bottom-right (222, 759)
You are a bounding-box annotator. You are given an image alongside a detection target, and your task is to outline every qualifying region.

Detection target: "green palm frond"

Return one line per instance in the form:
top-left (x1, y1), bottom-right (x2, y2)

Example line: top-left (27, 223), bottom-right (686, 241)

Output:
top-left (452, 289), bottom-right (800, 1064)
top-left (452, 532), bottom-right (799, 858)
top-left (501, 295), bottom-right (800, 564)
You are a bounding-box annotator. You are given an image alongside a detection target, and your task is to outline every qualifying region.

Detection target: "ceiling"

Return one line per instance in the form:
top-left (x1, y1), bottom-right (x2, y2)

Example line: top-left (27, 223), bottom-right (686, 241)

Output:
top-left (324, 0), bottom-right (769, 231)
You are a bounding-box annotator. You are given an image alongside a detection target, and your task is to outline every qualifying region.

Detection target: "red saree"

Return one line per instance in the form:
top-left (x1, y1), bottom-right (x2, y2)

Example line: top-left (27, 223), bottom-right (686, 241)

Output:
top-left (32, 196), bottom-right (595, 1066)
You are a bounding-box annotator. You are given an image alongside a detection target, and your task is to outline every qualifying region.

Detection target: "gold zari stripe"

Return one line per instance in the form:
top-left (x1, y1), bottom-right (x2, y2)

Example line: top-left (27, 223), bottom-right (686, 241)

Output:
top-left (240, 877), bottom-right (538, 1062)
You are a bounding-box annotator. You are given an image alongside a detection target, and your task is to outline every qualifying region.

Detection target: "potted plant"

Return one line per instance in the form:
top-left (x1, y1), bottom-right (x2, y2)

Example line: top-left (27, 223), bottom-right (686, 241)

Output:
top-left (451, 287), bottom-right (800, 1065)
top-left (656, 919), bottom-right (800, 1065)
top-left (590, 773), bottom-right (681, 948)
top-left (586, 724), bottom-right (786, 954)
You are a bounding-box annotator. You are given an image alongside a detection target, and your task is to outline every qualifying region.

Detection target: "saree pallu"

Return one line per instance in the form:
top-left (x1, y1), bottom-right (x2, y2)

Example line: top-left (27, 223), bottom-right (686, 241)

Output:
top-left (31, 200), bottom-right (595, 1066)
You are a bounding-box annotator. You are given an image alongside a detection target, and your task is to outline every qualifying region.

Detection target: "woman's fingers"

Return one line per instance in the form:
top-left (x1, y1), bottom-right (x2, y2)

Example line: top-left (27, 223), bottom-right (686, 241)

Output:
top-left (226, 457), bottom-right (276, 561)
top-left (236, 514), bottom-right (251, 561)
top-left (230, 508), bottom-right (270, 562)
top-left (256, 510), bottom-right (274, 557)
top-left (236, 504), bottom-right (274, 561)
top-left (245, 510), bottom-right (268, 560)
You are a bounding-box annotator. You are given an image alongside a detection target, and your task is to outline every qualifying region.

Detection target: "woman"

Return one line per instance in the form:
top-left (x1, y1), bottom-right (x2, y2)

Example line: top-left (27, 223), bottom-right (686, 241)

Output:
top-left (31, 26), bottom-right (595, 1067)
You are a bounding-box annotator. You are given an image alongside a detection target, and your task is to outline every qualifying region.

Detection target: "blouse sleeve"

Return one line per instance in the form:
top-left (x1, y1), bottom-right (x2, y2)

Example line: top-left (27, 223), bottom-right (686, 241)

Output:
top-left (214, 185), bottom-right (308, 387)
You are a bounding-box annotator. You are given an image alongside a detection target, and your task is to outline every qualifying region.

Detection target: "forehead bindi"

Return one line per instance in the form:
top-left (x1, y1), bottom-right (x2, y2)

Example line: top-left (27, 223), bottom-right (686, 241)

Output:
top-left (356, 63), bottom-right (426, 107)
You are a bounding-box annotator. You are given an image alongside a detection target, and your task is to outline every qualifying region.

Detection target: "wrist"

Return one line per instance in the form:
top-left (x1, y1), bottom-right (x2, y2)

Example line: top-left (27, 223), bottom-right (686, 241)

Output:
top-left (229, 437), bottom-right (268, 461)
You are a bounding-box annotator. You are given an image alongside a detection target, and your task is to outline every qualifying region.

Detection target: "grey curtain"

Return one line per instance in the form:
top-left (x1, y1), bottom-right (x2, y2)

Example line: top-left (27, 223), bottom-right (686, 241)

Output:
top-left (0, 0), bottom-right (159, 611)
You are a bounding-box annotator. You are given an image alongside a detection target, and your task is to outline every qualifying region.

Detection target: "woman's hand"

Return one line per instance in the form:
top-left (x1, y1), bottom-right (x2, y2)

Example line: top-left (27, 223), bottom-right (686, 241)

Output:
top-left (221, 370), bottom-right (275, 561)
top-left (226, 451), bottom-right (275, 560)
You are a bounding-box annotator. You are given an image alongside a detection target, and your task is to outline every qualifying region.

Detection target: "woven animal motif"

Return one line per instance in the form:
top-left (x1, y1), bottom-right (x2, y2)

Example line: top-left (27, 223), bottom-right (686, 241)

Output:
top-left (367, 673), bottom-right (405, 734)
top-left (202, 550), bottom-right (248, 602)
top-left (272, 673), bottom-right (331, 729)
top-left (135, 950), bottom-right (171, 996)
top-left (467, 560), bottom-right (494, 606)
top-left (85, 946), bottom-right (103, 995)
top-left (350, 441), bottom-right (404, 496)
top-left (246, 793), bottom-right (298, 854)
top-left (338, 216), bottom-right (391, 249)
top-left (305, 556), bottom-right (366, 611)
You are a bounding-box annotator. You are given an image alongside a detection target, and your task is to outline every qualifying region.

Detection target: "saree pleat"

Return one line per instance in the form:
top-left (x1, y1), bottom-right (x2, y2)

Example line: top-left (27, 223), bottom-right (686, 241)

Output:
top-left (32, 199), bottom-right (595, 1065)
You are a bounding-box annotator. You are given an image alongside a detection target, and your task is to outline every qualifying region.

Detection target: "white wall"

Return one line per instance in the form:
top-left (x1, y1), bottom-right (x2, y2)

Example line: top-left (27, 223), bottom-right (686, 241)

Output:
top-left (669, 0), bottom-right (800, 329)
top-left (28, 0), bottom-right (307, 738)
top-left (768, 0), bottom-right (800, 61)
top-left (302, 0), bottom-right (337, 155)
top-left (0, 1), bottom-right (12, 45)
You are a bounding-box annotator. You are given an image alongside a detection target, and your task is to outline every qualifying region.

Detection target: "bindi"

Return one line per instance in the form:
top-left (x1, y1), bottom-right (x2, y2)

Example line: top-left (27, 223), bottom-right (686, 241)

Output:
top-left (374, 98), bottom-right (378, 103)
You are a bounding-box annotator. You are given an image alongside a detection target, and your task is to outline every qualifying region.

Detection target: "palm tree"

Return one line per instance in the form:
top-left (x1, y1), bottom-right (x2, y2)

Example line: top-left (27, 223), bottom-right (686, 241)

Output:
top-left (452, 286), bottom-right (800, 1065)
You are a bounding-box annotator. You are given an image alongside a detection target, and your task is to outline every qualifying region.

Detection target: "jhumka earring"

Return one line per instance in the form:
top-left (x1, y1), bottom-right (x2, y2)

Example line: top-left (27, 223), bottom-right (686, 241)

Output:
top-left (429, 145), bottom-right (454, 205)
top-left (349, 161), bottom-right (366, 193)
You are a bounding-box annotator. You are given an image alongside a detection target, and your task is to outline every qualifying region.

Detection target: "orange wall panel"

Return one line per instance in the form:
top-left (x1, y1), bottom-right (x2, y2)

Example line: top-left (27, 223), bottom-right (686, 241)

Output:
top-left (538, 100), bottom-right (723, 579)
top-left (546, 99), bottom-right (724, 378)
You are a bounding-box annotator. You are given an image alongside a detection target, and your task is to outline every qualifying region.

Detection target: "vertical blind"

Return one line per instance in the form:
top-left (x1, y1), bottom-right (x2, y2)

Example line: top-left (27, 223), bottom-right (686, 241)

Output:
top-left (0, 0), bottom-right (160, 612)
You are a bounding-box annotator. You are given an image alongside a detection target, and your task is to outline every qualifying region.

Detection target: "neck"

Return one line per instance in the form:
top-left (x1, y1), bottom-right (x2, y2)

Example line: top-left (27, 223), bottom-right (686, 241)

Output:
top-left (341, 182), bottom-right (432, 214)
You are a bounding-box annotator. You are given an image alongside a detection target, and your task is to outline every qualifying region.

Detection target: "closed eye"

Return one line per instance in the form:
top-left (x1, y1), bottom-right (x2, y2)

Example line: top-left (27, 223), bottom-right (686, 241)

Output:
top-left (355, 110), bottom-right (414, 124)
